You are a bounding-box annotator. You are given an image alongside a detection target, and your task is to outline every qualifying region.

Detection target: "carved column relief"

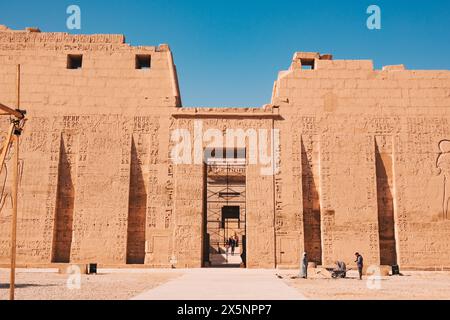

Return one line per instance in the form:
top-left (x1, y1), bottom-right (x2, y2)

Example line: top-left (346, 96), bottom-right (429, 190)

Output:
top-left (126, 116), bottom-right (152, 264)
top-left (301, 134), bottom-right (322, 265)
top-left (52, 116), bottom-right (79, 263)
top-left (375, 135), bottom-right (398, 265)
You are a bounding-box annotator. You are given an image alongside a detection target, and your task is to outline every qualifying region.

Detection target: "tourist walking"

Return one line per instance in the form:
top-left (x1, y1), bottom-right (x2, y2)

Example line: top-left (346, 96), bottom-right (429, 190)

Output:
top-left (230, 236), bottom-right (236, 255)
top-left (225, 239), bottom-right (230, 254)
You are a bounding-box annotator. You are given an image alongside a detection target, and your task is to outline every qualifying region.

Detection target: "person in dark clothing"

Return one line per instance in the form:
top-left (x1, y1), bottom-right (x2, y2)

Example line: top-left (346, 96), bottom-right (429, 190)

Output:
top-left (230, 237), bottom-right (236, 255)
top-left (300, 252), bottom-right (308, 279)
top-left (225, 239), bottom-right (230, 254)
top-left (355, 252), bottom-right (364, 280)
top-left (227, 237), bottom-right (233, 255)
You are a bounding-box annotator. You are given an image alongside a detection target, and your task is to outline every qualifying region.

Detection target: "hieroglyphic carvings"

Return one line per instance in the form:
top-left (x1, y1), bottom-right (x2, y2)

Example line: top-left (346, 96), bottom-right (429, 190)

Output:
top-left (52, 131), bottom-right (77, 262)
top-left (291, 125), bottom-right (302, 228)
top-left (274, 177), bottom-right (283, 233)
top-left (407, 117), bottom-right (449, 159)
top-left (321, 210), bottom-right (335, 266)
top-left (364, 135), bottom-right (377, 214)
top-left (368, 222), bottom-right (379, 263)
top-left (44, 130), bottom-right (61, 258)
top-left (301, 134), bottom-right (322, 264)
top-left (166, 117), bottom-right (176, 230)
top-left (375, 135), bottom-right (397, 265)
top-left (51, 116), bottom-right (80, 262)
top-left (364, 116), bottom-right (401, 135)
top-left (0, 25), bottom-right (449, 269)
top-left (0, 32), bottom-right (128, 52)
top-left (437, 140), bottom-right (450, 220)
top-left (300, 116), bottom-right (318, 134)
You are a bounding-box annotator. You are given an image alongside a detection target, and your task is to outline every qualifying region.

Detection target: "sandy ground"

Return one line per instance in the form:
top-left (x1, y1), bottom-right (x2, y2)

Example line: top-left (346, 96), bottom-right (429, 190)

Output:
top-left (0, 269), bottom-right (182, 300)
top-left (279, 269), bottom-right (450, 300)
top-left (2, 268), bottom-right (450, 300)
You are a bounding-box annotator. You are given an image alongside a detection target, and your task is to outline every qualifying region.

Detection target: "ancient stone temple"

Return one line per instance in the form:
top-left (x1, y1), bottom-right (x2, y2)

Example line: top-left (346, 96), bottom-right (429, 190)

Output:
top-left (0, 25), bottom-right (449, 269)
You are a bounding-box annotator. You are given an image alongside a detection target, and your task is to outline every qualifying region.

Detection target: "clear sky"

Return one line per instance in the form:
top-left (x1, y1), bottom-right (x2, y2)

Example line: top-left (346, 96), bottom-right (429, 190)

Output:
top-left (1, 0), bottom-right (449, 107)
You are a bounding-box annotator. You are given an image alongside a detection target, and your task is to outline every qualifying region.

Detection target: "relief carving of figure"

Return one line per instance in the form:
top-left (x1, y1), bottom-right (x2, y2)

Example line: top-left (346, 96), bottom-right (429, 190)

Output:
top-left (0, 140), bottom-right (24, 213)
top-left (436, 140), bottom-right (450, 220)
top-left (0, 161), bottom-right (12, 212)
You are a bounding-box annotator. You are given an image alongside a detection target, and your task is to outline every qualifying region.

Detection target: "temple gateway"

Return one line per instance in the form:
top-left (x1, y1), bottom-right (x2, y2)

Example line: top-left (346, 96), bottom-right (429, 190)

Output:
top-left (0, 25), bottom-right (449, 269)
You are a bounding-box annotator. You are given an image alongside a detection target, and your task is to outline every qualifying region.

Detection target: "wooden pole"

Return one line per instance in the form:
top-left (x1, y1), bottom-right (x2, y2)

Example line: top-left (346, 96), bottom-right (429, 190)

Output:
top-left (9, 134), bottom-right (18, 301)
top-left (0, 103), bottom-right (24, 120)
top-left (17, 64), bottom-right (20, 109)
top-left (10, 64), bottom-right (20, 301)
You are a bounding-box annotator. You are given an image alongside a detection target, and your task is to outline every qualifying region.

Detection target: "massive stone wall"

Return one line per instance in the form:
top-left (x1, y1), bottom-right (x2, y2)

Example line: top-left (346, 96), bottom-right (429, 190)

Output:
top-left (272, 53), bottom-right (450, 268)
top-left (0, 27), bottom-right (449, 269)
top-left (0, 26), bottom-right (179, 266)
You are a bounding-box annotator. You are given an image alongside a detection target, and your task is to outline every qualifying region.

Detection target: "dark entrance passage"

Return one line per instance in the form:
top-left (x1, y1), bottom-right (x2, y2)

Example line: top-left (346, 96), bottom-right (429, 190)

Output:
top-left (203, 148), bottom-right (246, 268)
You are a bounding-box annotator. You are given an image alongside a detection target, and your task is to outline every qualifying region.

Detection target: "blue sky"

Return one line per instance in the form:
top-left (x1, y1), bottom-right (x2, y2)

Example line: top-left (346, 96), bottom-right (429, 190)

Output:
top-left (1, 0), bottom-right (449, 106)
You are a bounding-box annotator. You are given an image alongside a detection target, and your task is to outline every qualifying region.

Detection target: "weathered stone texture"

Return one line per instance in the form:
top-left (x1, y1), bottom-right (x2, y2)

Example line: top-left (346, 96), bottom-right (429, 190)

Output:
top-left (272, 53), bottom-right (450, 268)
top-left (0, 27), bottom-right (449, 269)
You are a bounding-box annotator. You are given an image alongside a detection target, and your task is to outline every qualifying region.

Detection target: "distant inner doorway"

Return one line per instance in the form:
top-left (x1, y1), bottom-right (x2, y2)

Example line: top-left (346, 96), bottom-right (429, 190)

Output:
top-left (203, 148), bottom-right (246, 268)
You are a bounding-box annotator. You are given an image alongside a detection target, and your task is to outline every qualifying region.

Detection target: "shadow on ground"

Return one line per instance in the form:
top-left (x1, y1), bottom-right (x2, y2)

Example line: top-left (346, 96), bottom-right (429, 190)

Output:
top-left (0, 283), bottom-right (58, 289)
